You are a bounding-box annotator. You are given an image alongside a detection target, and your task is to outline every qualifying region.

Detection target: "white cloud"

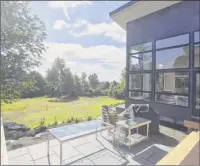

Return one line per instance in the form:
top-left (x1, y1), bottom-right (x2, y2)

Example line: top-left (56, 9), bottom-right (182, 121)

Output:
top-left (69, 21), bottom-right (126, 43)
top-left (48, 1), bottom-right (92, 20)
top-left (35, 43), bottom-right (126, 81)
top-left (53, 19), bottom-right (126, 43)
top-left (53, 20), bottom-right (68, 30)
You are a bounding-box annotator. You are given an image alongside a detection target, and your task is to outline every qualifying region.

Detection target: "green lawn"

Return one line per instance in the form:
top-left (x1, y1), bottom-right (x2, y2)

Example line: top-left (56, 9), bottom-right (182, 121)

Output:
top-left (2, 96), bottom-right (125, 128)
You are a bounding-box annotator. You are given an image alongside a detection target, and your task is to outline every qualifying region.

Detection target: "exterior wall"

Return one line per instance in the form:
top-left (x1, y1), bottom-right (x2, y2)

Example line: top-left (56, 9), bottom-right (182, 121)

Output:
top-left (127, 1), bottom-right (200, 47)
top-left (126, 1), bottom-right (200, 121)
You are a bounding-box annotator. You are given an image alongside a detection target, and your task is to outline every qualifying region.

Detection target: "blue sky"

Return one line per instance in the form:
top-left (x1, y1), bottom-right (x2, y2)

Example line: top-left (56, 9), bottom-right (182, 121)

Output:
top-left (30, 1), bottom-right (128, 81)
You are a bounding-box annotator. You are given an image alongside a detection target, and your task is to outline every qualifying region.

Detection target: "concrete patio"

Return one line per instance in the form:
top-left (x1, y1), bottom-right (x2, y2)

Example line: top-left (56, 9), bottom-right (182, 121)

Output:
top-left (7, 126), bottom-right (185, 165)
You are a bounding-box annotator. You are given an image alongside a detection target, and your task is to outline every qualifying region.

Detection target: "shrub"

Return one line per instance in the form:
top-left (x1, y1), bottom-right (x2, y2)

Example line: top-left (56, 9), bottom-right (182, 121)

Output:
top-left (67, 118), bottom-right (71, 123)
top-left (101, 89), bottom-right (109, 96)
top-left (53, 117), bottom-right (58, 126)
top-left (93, 89), bottom-right (101, 96)
top-left (87, 116), bottom-right (92, 121)
top-left (75, 118), bottom-right (79, 123)
top-left (86, 88), bottom-right (94, 97)
top-left (39, 117), bottom-right (45, 127)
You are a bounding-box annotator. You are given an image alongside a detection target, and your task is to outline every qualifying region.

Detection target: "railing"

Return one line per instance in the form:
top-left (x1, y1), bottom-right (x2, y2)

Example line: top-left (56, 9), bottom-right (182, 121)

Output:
top-left (1, 117), bottom-right (8, 165)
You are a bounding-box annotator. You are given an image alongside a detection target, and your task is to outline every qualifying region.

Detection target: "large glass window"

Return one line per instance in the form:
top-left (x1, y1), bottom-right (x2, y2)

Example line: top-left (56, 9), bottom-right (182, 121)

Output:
top-left (129, 74), bottom-right (151, 91)
top-left (129, 42), bottom-right (152, 54)
top-left (155, 94), bottom-right (188, 107)
top-left (129, 92), bottom-right (151, 101)
top-left (156, 34), bottom-right (189, 49)
top-left (156, 72), bottom-right (189, 94)
top-left (196, 73), bottom-right (200, 110)
top-left (129, 52), bottom-right (152, 71)
top-left (194, 44), bottom-right (200, 68)
top-left (194, 31), bottom-right (200, 43)
top-left (156, 46), bottom-right (189, 69)
top-left (127, 34), bottom-right (193, 107)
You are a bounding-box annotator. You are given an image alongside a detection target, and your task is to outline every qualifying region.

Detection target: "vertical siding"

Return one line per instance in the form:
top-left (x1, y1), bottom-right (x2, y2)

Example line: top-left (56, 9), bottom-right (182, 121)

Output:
top-left (127, 1), bottom-right (200, 47)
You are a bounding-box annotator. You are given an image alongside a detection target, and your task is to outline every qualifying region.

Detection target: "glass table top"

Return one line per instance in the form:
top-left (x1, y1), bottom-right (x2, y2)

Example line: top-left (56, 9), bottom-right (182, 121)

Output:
top-left (116, 117), bottom-right (151, 128)
top-left (48, 120), bottom-right (106, 141)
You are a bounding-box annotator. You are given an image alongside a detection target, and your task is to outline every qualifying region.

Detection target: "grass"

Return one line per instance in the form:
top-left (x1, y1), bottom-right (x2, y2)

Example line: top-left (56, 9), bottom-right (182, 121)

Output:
top-left (2, 96), bottom-right (125, 129)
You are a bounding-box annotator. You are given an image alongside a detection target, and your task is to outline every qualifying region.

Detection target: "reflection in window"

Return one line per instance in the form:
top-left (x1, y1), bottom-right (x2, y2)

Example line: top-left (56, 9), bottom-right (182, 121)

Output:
top-left (129, 42), bottom-right (152, 54)
top-left (129, 52), bottom-right (152, 71)
top-left (194, 31), bottom-right (200, 43)
top-left (194, 44), bottom-right (200, 67)
top-left (156, 34), bottom-right (189, 49)
top-left (156, 72), bottom-right (189, 94)
top-left (196, 73), bottom-right (200, 110)
top-left (156, 46), bottom-right (189, 69)
top-left (155, 94), bottom-right (188, 107)
top-left (129, 74), bottom-right (151, 91)
top-left (129, 92), bottom-right (151, 101)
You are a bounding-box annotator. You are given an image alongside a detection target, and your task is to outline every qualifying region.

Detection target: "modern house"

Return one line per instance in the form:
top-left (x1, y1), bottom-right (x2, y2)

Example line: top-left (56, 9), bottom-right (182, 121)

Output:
top-left (110, 1), bottom-right (200, 123)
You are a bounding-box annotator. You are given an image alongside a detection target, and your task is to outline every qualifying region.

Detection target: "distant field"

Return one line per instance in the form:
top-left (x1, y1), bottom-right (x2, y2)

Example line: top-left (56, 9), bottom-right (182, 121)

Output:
top-left (2, 96), bottom-right (125, 128)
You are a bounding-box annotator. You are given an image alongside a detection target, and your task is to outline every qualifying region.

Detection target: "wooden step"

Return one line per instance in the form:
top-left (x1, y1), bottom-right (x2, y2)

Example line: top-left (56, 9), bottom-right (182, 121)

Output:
top-left (157, 131), bottom-right (200, 165)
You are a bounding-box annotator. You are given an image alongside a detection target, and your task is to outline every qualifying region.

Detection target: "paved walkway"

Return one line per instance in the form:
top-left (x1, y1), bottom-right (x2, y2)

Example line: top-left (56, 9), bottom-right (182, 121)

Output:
top-left (7, 130), bottom-right (176, 165)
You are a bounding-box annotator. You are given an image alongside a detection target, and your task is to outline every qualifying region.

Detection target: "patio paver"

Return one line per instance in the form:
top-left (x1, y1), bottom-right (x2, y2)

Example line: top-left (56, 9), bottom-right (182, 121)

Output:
top-left (28, 142), bottom-right (54, 160)
top-left (71, 158), bottom-right (94, 165)
top-left (34, 154), bottom-right (60, 165)
top-left (89, 151), bottom-right (124, 165)
top-left (8, 127), bottom-right (183, 165)
top-left (63, 154), bottom-right (85, 165)
top-left (51, 142), bottom-right (81, 160)
top-left (8, 147), bottom-right (29, 159)
top-left (75, 142), bottom-right (104, 156)
top-left (8, 154), bottom-right (34, 165)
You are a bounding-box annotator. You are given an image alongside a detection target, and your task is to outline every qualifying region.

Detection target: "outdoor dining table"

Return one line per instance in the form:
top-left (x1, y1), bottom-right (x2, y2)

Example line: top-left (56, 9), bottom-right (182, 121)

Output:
top-left (116, 117), bottom-right (151, 150)
top-left (46, 119), bottom-right (113, 165)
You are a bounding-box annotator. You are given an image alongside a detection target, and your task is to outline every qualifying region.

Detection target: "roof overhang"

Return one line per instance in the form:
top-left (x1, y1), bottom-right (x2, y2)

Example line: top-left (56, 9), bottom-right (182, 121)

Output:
top-left (110, 1), bottom-right (182, 30)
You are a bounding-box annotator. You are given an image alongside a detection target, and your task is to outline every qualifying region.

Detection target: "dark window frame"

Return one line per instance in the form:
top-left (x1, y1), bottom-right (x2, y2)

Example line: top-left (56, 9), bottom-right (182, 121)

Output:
top-left (128, 91), bottom-right (152, 101)
top-left (156, 33), bottom-right (189, 49)
top-left (129, 73), bottom-right (152, 91)
top-left (155, 93), bottom-right (189, 107)
top-left (154, 33), bottom-right (190, 107)
top-left (129, 52), bottom-right (153, 71)
top-left (155, 71), bottom-right (190, 95)
top-left (129, 41), bottom-right (153, 54)
top-left (194, 31), bottom-right (200, 43)
top-left (127, 32), bottom-right (200, 109)
top-left (193, 72), bottom-right (200, 117)
top-left (194, 42), bottom-right (200, 69)
top-left (155, 45), bottom-right (190, 70)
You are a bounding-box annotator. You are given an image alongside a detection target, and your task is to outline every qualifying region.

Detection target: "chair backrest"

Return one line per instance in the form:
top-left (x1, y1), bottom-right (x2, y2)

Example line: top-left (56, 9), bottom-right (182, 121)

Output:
top-left (101, 105), bottom-right (110, 124)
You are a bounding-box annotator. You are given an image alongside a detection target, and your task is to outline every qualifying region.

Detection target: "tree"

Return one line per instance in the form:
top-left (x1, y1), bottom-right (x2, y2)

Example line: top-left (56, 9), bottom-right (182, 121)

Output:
top-left (120, 67), bottom-right (126, 90)
top-left (21, 71), bottom-right (46, 98)
top-left (88, 73), bottom-right (99, 89)
top-left (108, 81), bottom-right (118, 97)
top-left (46, 57), bottom-right (66, 97)
top-left (73, 74), bottom-right (82, 96)
top-left (80, 72), bottom-right (89, 95)
top-left (60, 68), bottom-right (74, 96)
top-left (99, 81), bottom-right (110, 90)
top-left (1, 1), bottom-right (47, 103)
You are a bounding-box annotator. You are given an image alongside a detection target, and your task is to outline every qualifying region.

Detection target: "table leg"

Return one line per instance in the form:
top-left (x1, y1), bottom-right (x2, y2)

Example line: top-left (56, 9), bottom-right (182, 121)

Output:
top-left (147, 124), bottom-right (149, 140)
top-left (112, 127), bottom-right (115, 147)
top-left (129, 128), bottom-right (131, 152)
top-left (60, 142), bottom-right (62, 165)
top-left (47, 132), bottom-right (49, 156)
top-left (95, 126), bottom-right (97, 139)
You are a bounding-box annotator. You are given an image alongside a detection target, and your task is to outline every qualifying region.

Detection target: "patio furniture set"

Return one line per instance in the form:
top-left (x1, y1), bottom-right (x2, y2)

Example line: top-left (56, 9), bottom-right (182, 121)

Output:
top-left (47, 104), bottom-right (157, 165)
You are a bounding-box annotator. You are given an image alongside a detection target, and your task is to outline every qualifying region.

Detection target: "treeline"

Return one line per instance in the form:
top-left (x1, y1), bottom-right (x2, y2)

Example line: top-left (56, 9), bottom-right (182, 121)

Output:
top-left (20, 57), bottom-right (125, 99)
